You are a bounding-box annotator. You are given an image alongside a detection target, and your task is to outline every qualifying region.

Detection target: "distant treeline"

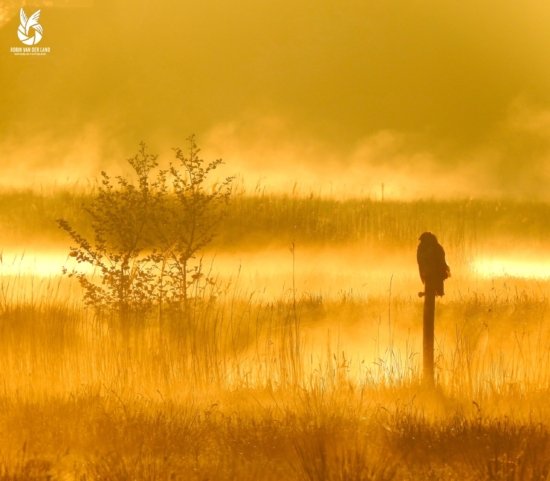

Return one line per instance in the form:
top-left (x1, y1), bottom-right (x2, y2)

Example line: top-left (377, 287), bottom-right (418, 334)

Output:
top-left (0, 190), bottom-right (549, 250)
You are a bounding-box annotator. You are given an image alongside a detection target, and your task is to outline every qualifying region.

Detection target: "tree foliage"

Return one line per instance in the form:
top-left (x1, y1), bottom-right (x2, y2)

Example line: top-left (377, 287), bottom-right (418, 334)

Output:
top-left (58, 137), bottom-right (233, 322)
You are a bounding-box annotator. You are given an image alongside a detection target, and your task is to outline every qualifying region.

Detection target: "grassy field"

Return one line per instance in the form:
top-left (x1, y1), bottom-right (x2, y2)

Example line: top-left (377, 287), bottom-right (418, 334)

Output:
top-left (0, 190), bottom-right (549, 480)
top-left (1, 188), bottom-right (550, 250)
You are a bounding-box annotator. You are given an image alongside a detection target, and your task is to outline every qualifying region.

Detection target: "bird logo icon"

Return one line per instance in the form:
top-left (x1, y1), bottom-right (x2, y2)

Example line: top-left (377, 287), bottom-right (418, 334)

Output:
top-left (17, 8), bottom-right (43, 46)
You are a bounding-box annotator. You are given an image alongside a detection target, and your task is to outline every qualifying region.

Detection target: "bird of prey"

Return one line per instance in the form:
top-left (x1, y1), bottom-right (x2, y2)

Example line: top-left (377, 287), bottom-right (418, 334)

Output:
top-left (417, 232), bottom-right (450, 297)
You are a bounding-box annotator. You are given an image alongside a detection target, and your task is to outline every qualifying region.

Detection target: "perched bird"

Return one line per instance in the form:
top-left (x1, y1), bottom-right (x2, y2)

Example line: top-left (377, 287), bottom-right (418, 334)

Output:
top-left (417, 232), bottom-right (450, 297)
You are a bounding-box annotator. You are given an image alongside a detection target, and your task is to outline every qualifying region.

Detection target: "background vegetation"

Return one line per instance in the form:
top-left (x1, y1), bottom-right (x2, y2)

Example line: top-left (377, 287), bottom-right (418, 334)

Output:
top-left (1, 189), bottom-right (550, 251)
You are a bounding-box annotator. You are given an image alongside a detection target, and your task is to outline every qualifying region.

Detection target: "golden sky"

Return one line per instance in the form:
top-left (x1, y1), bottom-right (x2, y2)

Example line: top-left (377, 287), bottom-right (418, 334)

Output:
top-left (2, 0), bottom-right (550, 198)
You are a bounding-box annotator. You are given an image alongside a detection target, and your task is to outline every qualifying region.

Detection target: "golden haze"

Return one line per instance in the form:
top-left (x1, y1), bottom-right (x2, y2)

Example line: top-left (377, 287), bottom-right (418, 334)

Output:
top-left (1, 1), bottom-right (550, 480)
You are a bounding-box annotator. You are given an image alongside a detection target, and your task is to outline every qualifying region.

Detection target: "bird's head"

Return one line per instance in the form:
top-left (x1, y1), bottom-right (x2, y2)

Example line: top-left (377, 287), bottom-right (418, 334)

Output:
top-left (419, 231), bottom-right (437, 243)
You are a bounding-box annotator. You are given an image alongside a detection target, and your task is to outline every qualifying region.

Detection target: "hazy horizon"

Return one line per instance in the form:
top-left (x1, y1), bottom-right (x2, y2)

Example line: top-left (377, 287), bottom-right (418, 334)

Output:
top-left (2, 0), bottom-right (550, 199)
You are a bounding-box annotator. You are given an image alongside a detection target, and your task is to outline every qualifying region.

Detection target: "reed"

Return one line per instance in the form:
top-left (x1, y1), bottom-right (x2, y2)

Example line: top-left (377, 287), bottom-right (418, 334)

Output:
top-left (0, 186), bottom-right (549, 479)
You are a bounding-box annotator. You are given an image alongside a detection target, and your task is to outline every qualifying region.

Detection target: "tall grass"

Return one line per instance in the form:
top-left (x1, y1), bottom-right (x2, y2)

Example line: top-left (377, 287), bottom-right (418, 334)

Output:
top-left (0, 280), bottom-right (547, 480)
top-left (1, 189), bottom-right (550, 253)
top-left (0, 191), bottom-right (549, 479)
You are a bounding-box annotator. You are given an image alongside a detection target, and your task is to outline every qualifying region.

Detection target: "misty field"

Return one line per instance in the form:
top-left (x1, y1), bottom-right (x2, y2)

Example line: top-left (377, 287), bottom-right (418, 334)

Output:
top-left (0, 189), bottom-right (550, 481)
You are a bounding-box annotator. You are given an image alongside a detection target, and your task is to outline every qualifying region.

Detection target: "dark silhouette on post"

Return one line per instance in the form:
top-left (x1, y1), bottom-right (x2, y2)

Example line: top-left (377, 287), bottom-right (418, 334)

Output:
top-left (416, 232), bottom-right (450, 386)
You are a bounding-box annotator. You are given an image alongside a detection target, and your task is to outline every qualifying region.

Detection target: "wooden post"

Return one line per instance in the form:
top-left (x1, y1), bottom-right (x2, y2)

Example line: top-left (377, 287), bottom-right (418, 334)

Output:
top-left (423, 291), bottom-right (435, 386)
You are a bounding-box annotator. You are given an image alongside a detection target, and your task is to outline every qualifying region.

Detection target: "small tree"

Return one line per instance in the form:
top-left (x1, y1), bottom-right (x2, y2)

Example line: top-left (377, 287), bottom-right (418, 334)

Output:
top-left (58, 143), bottom-right (159, 321)
top-left (155, 136), bottom-right (233, 312)
top-left (58, 137), bottom-right (233, 322)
